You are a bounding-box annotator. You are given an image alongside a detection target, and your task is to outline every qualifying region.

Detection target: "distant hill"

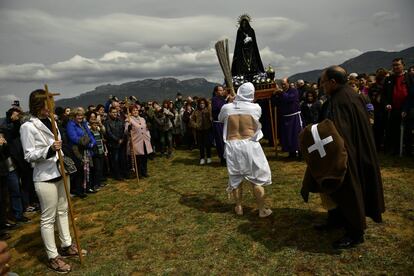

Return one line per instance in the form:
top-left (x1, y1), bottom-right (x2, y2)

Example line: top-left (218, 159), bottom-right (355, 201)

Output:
top-left (55, 78), bottom-right (219, 108)
top-left (289, 46), bottom-right (414, 82)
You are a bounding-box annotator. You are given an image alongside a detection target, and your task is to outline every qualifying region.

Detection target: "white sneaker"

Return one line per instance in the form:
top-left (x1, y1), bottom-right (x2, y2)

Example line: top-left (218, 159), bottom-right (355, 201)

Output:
top-left (206, 158), bottom-right (212, 164)
top-left (199, 159), bottom-right (205, 165)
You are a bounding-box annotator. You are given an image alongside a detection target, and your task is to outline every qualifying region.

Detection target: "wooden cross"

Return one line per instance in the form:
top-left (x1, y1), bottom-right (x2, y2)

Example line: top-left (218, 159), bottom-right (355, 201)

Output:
top-left (36, 84), bottom-right (84, 264)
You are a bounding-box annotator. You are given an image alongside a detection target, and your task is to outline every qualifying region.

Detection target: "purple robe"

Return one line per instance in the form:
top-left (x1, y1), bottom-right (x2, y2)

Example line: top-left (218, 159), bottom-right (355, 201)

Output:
top-left (211, 95), bottom-right (226, 160)
top-left (274, 88), bottom-right (303, 153)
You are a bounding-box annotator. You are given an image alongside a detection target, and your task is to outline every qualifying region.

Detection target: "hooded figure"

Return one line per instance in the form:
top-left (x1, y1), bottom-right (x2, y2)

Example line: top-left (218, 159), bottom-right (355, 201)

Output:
top-left (218, 82), bottom-right (272, 217)
top-left (231, 15), bottom-right (265, 81)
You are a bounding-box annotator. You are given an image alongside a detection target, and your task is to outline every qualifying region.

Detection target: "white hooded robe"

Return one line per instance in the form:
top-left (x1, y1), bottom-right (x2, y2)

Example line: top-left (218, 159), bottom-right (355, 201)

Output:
top-left (218, 82), bottom-right (272, 192)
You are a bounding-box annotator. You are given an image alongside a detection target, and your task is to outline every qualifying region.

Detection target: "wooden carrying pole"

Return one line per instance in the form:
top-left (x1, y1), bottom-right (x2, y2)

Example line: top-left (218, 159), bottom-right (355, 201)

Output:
top-left (267, 100), bottom-right (277, 156)
top-left (125, 98), bottom-right (140, 184)
top-left (274, 106), bottom-right (279, 156)
top-left (42, 84), bottom-right (83, 264)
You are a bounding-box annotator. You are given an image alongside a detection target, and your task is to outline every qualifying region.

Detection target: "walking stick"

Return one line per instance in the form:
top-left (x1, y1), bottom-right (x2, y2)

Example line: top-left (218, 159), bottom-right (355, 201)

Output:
top-left (39, 84), bottom-right (83, 264)
top-left (103, 143), bottom-right (110, 174)
top-left (399, 119), bottom-right (405, 157)
top-left (125, 98), bottom-right (140, 184)
top-left (268, 99), bottom-right (277, 155)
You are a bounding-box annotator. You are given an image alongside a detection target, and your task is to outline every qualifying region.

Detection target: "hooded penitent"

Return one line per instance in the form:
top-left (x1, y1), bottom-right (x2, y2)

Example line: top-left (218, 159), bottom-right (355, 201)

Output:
top-left (218, 82), bottom-right (271, 191)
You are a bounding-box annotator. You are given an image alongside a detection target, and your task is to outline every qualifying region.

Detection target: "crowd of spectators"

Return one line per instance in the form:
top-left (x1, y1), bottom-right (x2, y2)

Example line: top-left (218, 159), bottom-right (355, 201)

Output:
top-left (0, 58), bottom-right (413, 263)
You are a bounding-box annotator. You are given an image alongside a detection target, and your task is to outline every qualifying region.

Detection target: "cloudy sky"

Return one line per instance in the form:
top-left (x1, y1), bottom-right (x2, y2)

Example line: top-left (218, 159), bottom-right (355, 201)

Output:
top-left (0, 0), bottom-right (413, 114)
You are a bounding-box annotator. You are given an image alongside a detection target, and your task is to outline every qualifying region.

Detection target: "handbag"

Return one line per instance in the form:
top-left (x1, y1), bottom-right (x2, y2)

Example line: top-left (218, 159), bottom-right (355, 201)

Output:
top-left (57, 155), bottom-right (77, 175)
top-left (32, 121), bottom-right (78, 175)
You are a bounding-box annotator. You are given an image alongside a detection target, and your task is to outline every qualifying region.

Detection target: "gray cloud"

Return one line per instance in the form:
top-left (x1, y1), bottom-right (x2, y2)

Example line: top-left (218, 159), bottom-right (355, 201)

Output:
top-left (372, 11), bottom-right (400, 26)
top-left (0, 46), bottom-right (363, 84)
top-left (1, 0), bottom-right (413, 115)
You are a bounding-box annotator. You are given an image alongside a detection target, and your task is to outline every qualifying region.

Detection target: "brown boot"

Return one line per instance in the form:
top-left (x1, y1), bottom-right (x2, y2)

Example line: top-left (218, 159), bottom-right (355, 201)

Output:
top-left (48, 256), bottom-right (71, 274)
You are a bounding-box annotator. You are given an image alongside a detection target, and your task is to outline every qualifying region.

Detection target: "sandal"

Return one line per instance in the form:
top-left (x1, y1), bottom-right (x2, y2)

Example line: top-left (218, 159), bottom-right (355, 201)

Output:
top-left (259, 208), bottom-right (272, 218)
top-left (60, 243), bottom-right (88, 257)
top-left (234, 205), bottom-right (243, 216)
top-left (48, 256), bottom-right (71, 274)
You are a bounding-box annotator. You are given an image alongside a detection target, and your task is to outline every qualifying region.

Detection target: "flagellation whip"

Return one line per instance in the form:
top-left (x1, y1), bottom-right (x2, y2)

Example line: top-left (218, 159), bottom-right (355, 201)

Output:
top-left (215, 39), bottom-right (235, 97)
top-left (125, 98), bottom-right (140, 184)
top-left (38, 84), bottom-right (83, 264)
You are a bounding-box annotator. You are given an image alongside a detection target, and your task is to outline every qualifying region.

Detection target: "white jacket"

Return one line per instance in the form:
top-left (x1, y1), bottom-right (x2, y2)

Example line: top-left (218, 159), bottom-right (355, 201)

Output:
top-left (20, 117), bottom-right (61, 182)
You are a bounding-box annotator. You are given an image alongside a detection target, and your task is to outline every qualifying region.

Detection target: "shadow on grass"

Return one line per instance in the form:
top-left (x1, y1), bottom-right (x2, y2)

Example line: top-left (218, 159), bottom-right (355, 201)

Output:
top-left (237, 207), bottom-right (341, 255)
top-left (179, 192), bottom-right (234, 213)
top-left (378, 153), bottom-right (414, 169)
top-left (13, 229), bottom-right (47, 265)
top-left (173, 157), bottom-right (226, 168)
top-left (167, 187), bottom-right (341, 255)
top-left (163, 186), bottom-right (233, 213)
top-left (173, 157), bottom-right (201, 166)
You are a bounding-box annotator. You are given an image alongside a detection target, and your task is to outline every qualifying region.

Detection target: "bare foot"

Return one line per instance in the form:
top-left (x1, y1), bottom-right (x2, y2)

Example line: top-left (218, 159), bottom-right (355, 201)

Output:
top-left (234, 205), bottom-right (243, 216)
top-left (259, 208), bottom-right (272, 218)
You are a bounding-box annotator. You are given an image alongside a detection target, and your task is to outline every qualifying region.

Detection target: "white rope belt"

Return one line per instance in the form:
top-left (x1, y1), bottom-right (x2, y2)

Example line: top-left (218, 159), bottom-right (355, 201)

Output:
top-left (282, 111), bottom-right (303, 128)
top-left (283, 111), bottom-right (301, 117)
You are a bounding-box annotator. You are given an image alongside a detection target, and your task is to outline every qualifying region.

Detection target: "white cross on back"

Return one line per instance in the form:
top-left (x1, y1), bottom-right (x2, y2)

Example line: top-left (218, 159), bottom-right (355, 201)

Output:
top-left (307, 124), bottom-right (333, 158)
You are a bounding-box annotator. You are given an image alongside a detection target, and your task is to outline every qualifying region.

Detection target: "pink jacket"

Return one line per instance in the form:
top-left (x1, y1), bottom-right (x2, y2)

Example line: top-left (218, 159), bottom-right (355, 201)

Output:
top-left (125, 116), bottom-right (153, 155)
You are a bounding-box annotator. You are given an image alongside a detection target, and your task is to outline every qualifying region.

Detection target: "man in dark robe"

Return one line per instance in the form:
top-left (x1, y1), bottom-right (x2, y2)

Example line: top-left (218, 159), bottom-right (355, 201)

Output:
top-left (273, 78), bottom-right (303, 158)
top-left (211, 85), bottom-right (229, 165)
top-left (301, 66), bottom-right (385, 249)
top-left (231, 15), bottom-right (264, 81)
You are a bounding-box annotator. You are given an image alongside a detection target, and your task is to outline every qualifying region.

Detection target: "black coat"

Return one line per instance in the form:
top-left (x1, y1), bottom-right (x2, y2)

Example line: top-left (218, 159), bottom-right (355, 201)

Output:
top-left (104, 117), bottom-right (125, 147)
top-left (0, 144), bottom-right (10, 177)
top-left (310, 85), bottom-right (385, 231)
top-left (1, 120), bottom-right (31, 174)
top-left (300, 101), bottom-right (321, 126)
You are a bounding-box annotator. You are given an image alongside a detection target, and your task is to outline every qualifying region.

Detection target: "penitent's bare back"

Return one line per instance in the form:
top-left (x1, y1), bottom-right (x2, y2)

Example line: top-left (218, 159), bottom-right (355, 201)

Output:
top-left (227, 114), bottom-right (257, 140)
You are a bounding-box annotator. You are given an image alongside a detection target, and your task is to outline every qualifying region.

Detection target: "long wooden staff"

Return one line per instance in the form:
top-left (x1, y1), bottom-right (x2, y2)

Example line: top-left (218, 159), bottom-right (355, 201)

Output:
top-left (40, 84), bottom-right (83, 264)
top-left (125, 98), bottom-right (140, 184)
top-left (268, 99), bottom-right (277, 156)
top-left (274, 106), bottom-right (278, 157)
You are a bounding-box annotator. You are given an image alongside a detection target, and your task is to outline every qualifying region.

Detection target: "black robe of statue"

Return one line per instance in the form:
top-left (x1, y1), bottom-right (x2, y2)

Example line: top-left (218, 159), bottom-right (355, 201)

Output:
top-left (302, 84), bottom-right (385, 232)
top-left (231, 20), bottom-right (264, 80)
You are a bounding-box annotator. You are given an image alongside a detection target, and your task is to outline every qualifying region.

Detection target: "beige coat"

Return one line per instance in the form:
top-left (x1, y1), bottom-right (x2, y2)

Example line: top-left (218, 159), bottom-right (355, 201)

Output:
top-left (125, 116), bottom-right (153, 155)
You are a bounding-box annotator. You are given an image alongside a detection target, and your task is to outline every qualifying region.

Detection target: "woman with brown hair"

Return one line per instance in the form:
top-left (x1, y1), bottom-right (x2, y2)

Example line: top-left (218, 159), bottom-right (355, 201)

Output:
top-left (20, 89), bottom-right (83, 273)
top-left (191, 98), bottom-right (212, 164)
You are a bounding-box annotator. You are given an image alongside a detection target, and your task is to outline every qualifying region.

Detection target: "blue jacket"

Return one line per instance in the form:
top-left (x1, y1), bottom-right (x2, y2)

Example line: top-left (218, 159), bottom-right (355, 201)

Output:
top-left (66, 120), bottom-right (96, 149)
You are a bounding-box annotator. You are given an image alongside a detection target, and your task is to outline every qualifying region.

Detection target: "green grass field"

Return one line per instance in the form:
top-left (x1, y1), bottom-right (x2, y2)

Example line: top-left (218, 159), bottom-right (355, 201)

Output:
top-left (7, 146), bottom-right (414, 275)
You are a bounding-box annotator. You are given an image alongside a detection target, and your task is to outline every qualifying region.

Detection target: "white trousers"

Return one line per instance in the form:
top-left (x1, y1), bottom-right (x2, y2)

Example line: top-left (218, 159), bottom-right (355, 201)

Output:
top-left (224, 139), bottom-right (272, 192)
top-left (34, 177), bottom-right (72, 259)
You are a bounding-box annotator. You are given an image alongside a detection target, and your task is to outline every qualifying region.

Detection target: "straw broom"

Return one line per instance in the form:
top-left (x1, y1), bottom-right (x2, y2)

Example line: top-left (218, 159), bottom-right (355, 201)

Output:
top-left (215, 39), bottom-right (235, 96)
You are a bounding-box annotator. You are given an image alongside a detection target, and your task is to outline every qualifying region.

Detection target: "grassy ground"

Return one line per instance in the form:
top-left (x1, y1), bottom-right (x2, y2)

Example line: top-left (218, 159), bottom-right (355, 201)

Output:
top-left (6, 145), bottom-right (414, 275)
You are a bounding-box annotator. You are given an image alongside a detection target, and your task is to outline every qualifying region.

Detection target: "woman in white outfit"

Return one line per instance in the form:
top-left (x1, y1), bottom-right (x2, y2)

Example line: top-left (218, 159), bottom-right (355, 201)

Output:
top-left (20, 89), bottom-right (81, 273)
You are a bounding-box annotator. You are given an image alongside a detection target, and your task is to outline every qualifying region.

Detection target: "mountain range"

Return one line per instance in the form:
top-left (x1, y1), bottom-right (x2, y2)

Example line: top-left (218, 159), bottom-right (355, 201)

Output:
top-left (55, 78), bottom-right (219, 108)
top-left (289, 46), bottom-right (414, 82)
top-left (55, 47), bottom-right (414, 108)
